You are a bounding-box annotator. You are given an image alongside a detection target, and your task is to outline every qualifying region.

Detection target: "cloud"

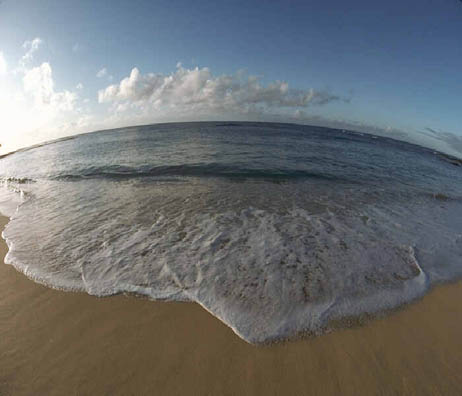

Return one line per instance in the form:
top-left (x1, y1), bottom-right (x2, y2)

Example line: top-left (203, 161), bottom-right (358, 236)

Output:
top-left (4, 41), bottom-right (461, 161)
top-left (23, 62), bottom-right (76, 111)
top-left (96, 67), bottom-right (107, 78)
top-left (98, 65), bottom-right (345, 118)
top-left (418, 127), bottom-right (462, 157)
top-left (0, 40), bottom-right (90, 154)
top-left (0, 51), bottom-right (6, 75)
top-left (287, 116), bottom-right (462, 159)
top-left (97, 67), bottom-right (113, 81)
top-left (21, 37), bottom-right (43, 65)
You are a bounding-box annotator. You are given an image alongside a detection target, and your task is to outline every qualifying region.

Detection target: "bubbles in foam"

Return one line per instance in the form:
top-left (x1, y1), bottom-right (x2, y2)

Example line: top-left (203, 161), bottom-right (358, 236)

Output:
top-left (2, 175), bottom-right (461, 343)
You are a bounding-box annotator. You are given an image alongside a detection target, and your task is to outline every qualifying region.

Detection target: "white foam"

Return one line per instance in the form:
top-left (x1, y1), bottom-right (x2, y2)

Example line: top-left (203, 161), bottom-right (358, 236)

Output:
top-left (0, 180), bottom-right (27, 217)
top-left (3, 175), bottom-right (461, 343)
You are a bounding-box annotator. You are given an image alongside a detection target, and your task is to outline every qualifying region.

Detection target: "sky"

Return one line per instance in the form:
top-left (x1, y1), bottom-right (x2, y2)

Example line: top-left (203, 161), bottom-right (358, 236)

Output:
top-left (0, 0), bottom-right (461, 156)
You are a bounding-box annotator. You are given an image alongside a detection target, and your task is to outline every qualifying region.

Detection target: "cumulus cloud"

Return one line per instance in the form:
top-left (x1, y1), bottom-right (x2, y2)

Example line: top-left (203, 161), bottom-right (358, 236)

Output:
top-left (23, 62), bottom-right (76, 111)
top-left (96, 67), bottom-right (107, 78)
top-left (98, 65), bottom-right (345, 118)
top-left (0, 39), bottom-right (91, 153)
top-left (0, 51), bottom-right (6, 75)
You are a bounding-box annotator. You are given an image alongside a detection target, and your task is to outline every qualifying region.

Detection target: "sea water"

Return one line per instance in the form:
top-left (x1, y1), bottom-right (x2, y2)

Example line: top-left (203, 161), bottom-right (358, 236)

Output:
top-left (1, 122), bottom-right (461, 343)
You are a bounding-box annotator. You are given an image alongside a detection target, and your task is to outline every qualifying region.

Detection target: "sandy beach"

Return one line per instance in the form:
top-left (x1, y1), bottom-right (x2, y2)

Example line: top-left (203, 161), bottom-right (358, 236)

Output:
top-left (0, 215), bottom-right (461, 395)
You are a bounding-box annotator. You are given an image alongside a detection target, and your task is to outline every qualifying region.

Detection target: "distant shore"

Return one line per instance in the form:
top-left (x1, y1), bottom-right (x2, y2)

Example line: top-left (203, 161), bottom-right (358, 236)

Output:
top-left (1, 215), bottom-right (461, 395)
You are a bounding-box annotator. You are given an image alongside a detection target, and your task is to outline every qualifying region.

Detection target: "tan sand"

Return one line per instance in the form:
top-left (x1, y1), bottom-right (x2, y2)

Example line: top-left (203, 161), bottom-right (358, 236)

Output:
top-left (0, 215), bottom-right (461, 395)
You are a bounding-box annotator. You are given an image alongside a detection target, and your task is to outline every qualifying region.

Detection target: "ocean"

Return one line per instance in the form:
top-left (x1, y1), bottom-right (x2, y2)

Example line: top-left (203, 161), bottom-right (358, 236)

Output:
top-left (0, 121), bottom-right (461, 344)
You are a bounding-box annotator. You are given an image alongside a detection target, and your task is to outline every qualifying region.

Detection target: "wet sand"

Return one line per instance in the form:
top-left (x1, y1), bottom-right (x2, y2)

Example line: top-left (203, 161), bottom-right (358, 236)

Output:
top-left (0, 215), bottom-right (461, 395)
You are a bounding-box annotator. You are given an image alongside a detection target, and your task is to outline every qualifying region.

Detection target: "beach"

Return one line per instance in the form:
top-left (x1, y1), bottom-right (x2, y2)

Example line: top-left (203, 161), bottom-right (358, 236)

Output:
top-left (0, 215), bottom-right (461, 395)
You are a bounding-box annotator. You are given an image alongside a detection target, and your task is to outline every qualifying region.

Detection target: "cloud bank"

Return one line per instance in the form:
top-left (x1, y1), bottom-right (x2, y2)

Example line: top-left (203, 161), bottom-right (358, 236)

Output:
top-left (98, 65), bottom-right (344, 119)
top-left (417, 128), bottom-right (462, 158)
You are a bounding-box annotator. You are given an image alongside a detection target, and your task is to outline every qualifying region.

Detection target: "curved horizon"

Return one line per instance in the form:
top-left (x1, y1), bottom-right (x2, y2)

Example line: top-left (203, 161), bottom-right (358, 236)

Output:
top-left (0, 1), bottom-right (461, 157)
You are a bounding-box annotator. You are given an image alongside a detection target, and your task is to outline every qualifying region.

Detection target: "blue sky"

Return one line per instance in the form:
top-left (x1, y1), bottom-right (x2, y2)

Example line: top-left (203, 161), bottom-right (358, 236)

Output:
top-left (0, 0), bottom-right (461, 155)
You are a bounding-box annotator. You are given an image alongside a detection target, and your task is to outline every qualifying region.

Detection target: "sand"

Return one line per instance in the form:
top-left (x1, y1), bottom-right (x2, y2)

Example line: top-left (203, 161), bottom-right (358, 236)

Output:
top-left (0, 215), bottom-right (461, 395)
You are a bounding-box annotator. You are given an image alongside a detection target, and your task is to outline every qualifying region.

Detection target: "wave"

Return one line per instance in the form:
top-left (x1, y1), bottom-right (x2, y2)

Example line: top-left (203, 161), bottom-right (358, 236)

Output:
top-left (1, 122), bottom-right (462, 344)
top-left (52, 164), bottom-right (350, 183)
top-left (3, 175), bottom-right (462, 344)
top-left (5, 199), bottom-right (460, 344)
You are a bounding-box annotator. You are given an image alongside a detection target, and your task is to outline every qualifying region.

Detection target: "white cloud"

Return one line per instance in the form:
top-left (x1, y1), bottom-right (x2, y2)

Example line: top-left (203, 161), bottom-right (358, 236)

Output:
top-left (3, 42), bottom-right (461, 160)
top-left (23, 63), bottom-right (53, 105)
top-left (21, 37), bottom-right (43, 65)
top-left (97, 67), bottom-right (113, 81)
top-left (417, 127), bottom-right (462, 158)
top-left (98, 65), bottom-right (343, 118)
top-left (0, 52), bottom-right (7, 75)
top-left (23, 62), bottom-right (76, 111)
top-left (96, 67), bottom-right (107, 78)
top-left (0, 40), bottom-right (90, 154)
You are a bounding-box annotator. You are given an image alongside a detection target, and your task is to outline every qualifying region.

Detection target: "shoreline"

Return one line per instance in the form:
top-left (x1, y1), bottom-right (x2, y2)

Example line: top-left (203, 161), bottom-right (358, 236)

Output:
top-left (1, 215), bottom-right (462, 395)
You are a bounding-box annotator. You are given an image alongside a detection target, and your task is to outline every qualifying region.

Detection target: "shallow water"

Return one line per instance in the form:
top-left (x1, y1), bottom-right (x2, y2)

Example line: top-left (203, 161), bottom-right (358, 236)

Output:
top-left (1, 121), bottom-right (462, 343)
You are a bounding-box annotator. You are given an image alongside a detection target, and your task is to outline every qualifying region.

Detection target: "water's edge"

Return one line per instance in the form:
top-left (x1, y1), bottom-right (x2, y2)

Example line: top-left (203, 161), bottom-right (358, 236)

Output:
top-left (2, 122), bottom-right (461, 345)
top-left (2, 210), bottom-right (459, 346)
